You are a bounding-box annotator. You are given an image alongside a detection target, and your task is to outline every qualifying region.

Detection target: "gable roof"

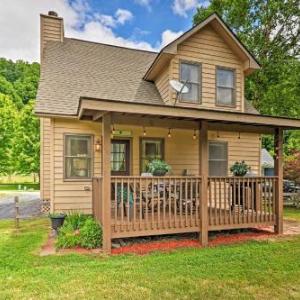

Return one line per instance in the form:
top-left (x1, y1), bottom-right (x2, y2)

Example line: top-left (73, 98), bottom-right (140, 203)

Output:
top-left (144, 13), bottom-right (260, 80)
top-left (36, 38), bottom-right (163, 116)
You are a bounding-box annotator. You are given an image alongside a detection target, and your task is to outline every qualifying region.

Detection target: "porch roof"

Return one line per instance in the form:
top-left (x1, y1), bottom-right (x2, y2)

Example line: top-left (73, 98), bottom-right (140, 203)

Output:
top-left (77, 97), bottom-right (300, 132)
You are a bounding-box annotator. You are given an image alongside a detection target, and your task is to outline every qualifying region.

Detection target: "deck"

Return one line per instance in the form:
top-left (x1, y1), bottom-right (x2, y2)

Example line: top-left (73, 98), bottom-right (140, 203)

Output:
top-left (93, 176), bottom-right (277, 239)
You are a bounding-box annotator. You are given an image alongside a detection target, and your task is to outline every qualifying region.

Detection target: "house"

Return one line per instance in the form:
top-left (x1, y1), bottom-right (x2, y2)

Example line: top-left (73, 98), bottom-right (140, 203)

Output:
top-left (36, 11), bottom-right (300, 253)
top-left (261, 149), bottom-right (275, 176)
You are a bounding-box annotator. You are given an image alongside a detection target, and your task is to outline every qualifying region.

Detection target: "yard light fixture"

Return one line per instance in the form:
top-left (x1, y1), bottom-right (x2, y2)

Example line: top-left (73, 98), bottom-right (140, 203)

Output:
top-left (95, 139), bottom-right (101, 152)
top-left (193, 129), bottom-right (197, 140)
top-left (168, 128), bottom-right (172, 138)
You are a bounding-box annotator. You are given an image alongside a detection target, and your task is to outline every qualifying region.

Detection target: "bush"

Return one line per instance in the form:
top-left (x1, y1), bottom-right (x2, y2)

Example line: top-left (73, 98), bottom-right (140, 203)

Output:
top-left (56, 213), bottom-right (102, 249)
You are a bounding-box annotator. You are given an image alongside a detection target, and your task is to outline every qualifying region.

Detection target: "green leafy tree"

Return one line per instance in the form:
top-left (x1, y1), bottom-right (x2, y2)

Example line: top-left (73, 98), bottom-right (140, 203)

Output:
top-left (13, 100), bottom-right (40, 181)
top-left (193, 0), bottom-right (300, 154)
top-left (0, 93), bottom-right (18, 176)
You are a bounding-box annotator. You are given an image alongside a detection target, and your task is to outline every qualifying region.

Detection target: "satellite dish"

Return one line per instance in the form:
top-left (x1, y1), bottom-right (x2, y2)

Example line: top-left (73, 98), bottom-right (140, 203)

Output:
top-left (169, 80), bottom-right (189, 94)
top-left (169, 80), bottom-right (189, 106)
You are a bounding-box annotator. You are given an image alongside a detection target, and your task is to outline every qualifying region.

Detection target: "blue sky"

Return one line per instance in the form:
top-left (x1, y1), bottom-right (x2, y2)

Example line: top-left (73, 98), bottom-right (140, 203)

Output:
top-left (0, 0), bottom-right (210, 62)
top-left (84, 0), bottom-right (197, 48)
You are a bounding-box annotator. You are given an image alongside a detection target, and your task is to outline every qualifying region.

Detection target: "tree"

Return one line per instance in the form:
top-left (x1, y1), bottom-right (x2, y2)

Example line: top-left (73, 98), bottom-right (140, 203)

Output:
top-left (13, 100), bottom-right (40, 181)
top-left (0, 93), bottom-right (18, 176)
top-left (193, 0), bottom-right (300, 154)
top-left (284, 151), bottom-right (300, 184)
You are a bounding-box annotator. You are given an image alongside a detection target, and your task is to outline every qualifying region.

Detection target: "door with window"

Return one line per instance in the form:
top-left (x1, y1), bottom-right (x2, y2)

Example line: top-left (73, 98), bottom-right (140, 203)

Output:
top-left (111, 140), bottom-right (130, 176)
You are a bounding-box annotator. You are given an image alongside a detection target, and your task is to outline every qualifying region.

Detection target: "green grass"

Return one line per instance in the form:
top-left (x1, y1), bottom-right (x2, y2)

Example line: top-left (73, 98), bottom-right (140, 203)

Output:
top-left (284, 207), bottom-right (300, 222)
top-left (0, 183), bottom-right (40, 191)
top-left (0, 218), bottom-right (300, 299)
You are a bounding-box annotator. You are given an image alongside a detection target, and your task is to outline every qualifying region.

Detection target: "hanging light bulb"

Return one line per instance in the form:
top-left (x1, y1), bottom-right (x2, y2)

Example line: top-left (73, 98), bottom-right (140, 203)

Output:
top-left (217, 131), bottom-right (220, 138)
top-left (168, 128), bottom-right (172, 138)
top-left (238, 132), bottom-right (241, 139)
top-left (193, 128), bottom-right (197, 140)
top-left (112, 124), bottom-right (116, 135)
top-left (143, 126), bottom-right (147, 136)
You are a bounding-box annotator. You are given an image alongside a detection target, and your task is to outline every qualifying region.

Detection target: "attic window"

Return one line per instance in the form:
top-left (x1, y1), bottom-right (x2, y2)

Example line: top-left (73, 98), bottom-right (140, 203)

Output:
top-left (179, 62), bottom-right (201, 103)
top-left (216, 67), bottom-right (236, 107)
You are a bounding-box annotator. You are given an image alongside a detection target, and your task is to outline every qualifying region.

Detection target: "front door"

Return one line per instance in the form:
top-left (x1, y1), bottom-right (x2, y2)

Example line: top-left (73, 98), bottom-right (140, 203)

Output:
top-left (111, 139), bottom-right (130, 176)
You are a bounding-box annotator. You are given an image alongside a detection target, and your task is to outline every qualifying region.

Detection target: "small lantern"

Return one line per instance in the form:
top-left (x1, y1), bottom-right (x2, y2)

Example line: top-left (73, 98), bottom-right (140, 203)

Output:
top-left (95, 139), bottom-right (101, 152)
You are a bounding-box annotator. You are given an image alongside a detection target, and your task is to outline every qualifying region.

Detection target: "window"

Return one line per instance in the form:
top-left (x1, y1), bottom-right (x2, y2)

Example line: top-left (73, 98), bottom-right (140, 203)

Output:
top-left (111, 140), bottom-right (130, 176)
top-left (209, 141), bottom-right (228, 176)
top-left (64, 135), bottom-right (92, 180)
top-left (216, 67), bottom-right (235, 106)
top-left (180, 62), bottom-right (201, 103)
top-left (140, 138), bottom-right (164, 173)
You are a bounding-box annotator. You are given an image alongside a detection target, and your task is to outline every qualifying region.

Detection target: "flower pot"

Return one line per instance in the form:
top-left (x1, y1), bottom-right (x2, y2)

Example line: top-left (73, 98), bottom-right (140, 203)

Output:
top-left (50, 214), bottom-right (66, 230)
top-left (152, 169), bottom-right (167, 176)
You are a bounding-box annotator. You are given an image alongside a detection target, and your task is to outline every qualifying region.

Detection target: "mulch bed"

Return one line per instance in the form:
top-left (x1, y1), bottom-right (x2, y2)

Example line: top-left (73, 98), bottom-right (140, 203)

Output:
top-left (40, 228), bottom-right (275, 256)
top-left (112, 228), bottom-right (275, 255)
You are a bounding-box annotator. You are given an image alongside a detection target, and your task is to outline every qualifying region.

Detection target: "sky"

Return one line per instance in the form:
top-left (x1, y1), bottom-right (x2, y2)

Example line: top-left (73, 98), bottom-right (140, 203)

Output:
top-left (0, 0), bottom-right (210, 62)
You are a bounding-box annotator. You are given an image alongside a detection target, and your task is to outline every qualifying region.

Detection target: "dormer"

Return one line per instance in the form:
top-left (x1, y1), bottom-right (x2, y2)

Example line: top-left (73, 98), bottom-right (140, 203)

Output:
top-left (145, 13), bottom-right (260, 112)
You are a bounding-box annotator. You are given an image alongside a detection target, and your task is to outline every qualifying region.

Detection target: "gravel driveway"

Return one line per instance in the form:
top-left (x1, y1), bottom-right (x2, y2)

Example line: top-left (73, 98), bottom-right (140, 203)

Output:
top-left (0, 192), bottom-right (41, 219)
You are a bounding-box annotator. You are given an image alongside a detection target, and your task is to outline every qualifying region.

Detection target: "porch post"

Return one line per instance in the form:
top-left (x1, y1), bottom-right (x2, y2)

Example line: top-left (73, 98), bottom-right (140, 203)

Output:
top-left (274, 127), bottom-right (283, 234)
top-left (199, 120), bottom-right (208, 246)
top-left (102, 113), bottom-right (112, 252)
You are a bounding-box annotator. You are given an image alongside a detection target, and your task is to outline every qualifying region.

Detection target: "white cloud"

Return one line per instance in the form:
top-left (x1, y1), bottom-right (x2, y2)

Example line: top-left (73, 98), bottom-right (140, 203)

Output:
top-left (160, 29), bottom-right (183, 48)
top-left (0, 0), bottom-right (152, 62)
top-left (172, 0), bottom-right (200, 17)
top-left (115, 9), bottom-right (133, 25)
top-left (134, 0), bottom-right (152, 10)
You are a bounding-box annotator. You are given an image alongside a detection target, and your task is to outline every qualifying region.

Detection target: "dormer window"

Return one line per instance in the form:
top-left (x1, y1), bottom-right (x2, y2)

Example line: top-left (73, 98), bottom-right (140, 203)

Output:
top-left (216, 67), bottom-right (236, 107)
top-left (179, 62), bottom-right (201, 103)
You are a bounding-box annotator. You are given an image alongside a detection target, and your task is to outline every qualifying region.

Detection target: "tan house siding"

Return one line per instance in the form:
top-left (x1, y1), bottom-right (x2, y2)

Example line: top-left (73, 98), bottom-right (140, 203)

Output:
top-left (155, 66), bottom-right (170, 102)
top-left (47, 119), bottom-right (261, 213)
top-left (169, 24), bottom-right (244, 111)
top-left (40, 117), bottom-right (51, 201)
top-left (52, 118), bottom-right (101, 213)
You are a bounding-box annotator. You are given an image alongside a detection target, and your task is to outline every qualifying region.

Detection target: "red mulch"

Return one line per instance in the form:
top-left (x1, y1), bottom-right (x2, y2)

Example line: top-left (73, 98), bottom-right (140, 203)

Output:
top-left (112, 229), bottom-right (275, 255)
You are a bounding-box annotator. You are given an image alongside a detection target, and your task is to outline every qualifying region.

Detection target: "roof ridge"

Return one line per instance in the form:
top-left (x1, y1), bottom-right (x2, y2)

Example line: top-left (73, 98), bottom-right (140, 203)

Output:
top-left (65, 37), bottom-right (159, 55)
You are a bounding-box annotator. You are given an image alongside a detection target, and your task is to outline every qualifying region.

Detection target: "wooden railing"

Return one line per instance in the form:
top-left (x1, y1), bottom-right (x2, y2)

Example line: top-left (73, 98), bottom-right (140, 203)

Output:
top-left (92, 176), bottom-right (277, 239)
top-left (92, 177), bottom-right (102, 224)
top-left (208, 177), bottom-right (277, 229)
top-left (110, 176), bottom-right (201, 238)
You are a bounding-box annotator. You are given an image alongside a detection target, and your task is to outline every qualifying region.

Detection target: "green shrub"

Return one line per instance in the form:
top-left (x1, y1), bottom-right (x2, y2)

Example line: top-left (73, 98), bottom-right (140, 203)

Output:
top-left (56, 222), bottom-right (80, 249)
top-left (56, 213), bottom-right (102, 249)
top-left (80, 218), bottom-right (102, 249)
top-left (64, 212), bottom-right (88, 230)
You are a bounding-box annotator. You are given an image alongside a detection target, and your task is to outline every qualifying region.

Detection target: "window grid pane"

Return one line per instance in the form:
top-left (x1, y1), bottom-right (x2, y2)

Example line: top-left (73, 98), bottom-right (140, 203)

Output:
top-left (180, 62), bottom-right (200, 103)
top-left (216, 68), bottom-right (235, 106)
top-left (209, 142), bottom-right (228, 176)
top-left (141, 139), bottom-right (163, 173)
top-left (65, 135), bottom-right (92, 179)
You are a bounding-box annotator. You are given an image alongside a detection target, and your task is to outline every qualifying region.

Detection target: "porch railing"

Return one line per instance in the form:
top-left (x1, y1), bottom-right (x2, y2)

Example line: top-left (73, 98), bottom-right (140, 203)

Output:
top-left (92, 176), bottom-right (277, 239)
top-left (208, 177), bottom-right (277, 230)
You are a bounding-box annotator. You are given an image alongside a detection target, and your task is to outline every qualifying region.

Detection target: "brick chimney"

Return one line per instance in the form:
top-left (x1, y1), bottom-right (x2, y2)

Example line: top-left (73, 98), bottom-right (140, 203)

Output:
top-left (40, 11), bottom-right (64, 61)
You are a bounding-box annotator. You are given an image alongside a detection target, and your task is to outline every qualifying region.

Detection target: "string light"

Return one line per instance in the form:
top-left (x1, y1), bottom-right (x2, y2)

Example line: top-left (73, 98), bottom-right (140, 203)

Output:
top-left (112, 124), bottom-right (116, 135)
top-left (238, 132), bottom-right (241, 139)
top-left (168, 128), bottom-right (172, 138)
top-left (217, 131), bottom-right (220, 138)
top-left (193, 129), bottom-right (197, 140)
top-left (143, 126), bottom-right (147, 136)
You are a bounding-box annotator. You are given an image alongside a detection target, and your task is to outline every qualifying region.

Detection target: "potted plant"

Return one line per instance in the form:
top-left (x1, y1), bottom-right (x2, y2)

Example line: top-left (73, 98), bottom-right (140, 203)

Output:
top-left (49, 212), bottom-right (66, 230)
top-left (147, 159), bottom-right (171, 176)
top-left (230, 160), bottom-right (250, 177)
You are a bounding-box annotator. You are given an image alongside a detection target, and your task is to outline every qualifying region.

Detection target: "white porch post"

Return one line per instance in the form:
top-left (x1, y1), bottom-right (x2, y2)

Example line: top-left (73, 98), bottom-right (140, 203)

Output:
top-left (274, 127), bottom-right (283, 234)
top-left (199, 120), bottom-right (208, 246)
top-left (102, 113), bottom-right (112, 252)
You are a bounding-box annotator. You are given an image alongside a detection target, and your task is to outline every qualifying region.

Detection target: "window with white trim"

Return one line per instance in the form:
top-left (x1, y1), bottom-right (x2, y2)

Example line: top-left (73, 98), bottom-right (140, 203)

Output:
top-left (64, 135), bottom-right (92, 180)
top-left (180, 62), bottom-right (201, 103)
top-left (209, 141), bottom-right (228, 176)
top-left (216, 67), bottom-right (235, 106)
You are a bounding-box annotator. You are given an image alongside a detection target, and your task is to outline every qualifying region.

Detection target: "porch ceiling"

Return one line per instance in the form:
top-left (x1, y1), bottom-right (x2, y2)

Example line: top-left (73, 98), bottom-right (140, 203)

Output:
top-left (78, 97), bottom-right (300, 133)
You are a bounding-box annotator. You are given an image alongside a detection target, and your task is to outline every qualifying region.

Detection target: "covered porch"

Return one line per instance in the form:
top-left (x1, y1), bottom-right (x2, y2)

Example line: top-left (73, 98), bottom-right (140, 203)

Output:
top-left (79, 97), bottom-right (300, 253)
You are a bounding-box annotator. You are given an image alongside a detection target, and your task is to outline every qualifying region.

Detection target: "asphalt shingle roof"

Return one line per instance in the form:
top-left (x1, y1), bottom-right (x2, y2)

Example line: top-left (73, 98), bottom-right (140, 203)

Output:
top-left (36, 38), bottom-right (259, 116)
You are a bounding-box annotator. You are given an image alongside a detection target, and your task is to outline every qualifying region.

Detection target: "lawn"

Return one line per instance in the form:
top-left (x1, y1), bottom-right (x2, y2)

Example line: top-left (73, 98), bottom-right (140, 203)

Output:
top-left (0, 218), bottom-right (300, 299)
top-left (284, 207), bottom-right (300, 222)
